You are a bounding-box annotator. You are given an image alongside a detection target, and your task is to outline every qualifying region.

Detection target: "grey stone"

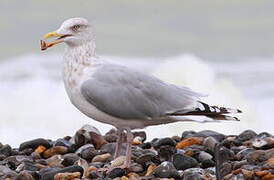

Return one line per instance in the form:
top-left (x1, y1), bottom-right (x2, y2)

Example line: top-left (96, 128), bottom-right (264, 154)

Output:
top-left (172, 153), bottom-right (198, 170)
top-left (153, 161), bottom-right (180, 179)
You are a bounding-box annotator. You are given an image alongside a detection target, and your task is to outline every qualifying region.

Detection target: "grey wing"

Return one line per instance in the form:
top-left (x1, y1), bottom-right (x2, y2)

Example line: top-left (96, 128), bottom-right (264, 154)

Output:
top-left (81, 64), bottom-right (202, 120)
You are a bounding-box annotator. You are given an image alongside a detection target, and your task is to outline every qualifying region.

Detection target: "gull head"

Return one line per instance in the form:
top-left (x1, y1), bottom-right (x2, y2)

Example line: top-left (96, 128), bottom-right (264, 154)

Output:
top-left (41, 17), bottom-right (94, 50)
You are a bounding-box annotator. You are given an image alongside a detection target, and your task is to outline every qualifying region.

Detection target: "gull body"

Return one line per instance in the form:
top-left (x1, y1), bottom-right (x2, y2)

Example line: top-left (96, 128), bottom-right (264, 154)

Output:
top-left (42, 17), bottom-right (241, 168)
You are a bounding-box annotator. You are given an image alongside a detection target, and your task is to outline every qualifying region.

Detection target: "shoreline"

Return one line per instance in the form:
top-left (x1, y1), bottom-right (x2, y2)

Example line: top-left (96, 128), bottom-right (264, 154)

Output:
top-left (0, 124), bottom-right (273, 179)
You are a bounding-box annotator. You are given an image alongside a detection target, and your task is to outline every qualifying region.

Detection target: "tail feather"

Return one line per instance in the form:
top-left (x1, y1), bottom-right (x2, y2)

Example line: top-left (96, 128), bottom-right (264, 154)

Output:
top-left (168, 101), bottom-right (242, 121)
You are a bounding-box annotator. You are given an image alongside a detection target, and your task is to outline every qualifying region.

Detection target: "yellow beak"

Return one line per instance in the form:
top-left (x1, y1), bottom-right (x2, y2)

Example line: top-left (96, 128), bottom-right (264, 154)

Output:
top-left (40, 31), bottom-right (65, 51)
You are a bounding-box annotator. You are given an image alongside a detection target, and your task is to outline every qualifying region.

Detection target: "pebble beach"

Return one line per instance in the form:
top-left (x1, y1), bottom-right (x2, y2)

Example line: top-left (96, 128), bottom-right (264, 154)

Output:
top-left (0, 125), bottom-right (273, 180)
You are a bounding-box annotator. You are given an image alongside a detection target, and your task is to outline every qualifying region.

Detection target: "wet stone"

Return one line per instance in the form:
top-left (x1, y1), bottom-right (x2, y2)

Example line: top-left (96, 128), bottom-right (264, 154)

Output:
top-left (128, 163), bottom-right (143, 173)
top-left (237, 130), bottom-right (257, 142)
top-left (193, 130), bottom-right (225, 142)
top-left (3, 155), bottom-right (33, 169)
top-left (158, 145), bottom-right (176, 162)
top-left (203, 136), bottom-right (218, 152)
top-left (15, 170), bottom-right (35, 180)
top-left (139, 142), bottom-right (152, 149)
top-left (136, 153), bottom-right (156, 167)
top-left (182, 168), bottom-right (204, 180)
top-left (110, 156), bottom-right (125, 168)
top-left (233, 160), bottom-right (249, 170)
top-left (107, 168), bottom-right (125, 179)
top-left (43, 146), bottom-right (68, 159)
top-left (61, 153), bottom-right (80, 167)
top-left (54, 171), bottom-right (81, 180)
top-left (152, 137), bottom-right (176, 149)
top-left (92, 153), bottom-right (112, 163)
top-left (201, 159), bottom-right (215, 168)
top-left (19, 138), bottom-right (51, 151)
top-left (53, 139), bottom-right (72, 149)
top-left (0, 145), bottom-right (12, 157)
top-left (46, 155), bottom-right (63, 168)
top-left (133, 131), bottom-right (147, 142)
top-left (40, 165), bottom-right (83, 180)
top-left (16, 161), bottom-right (39, 172)
top-left (172, 153), bottom-right (198, 170)
top-left (256, 132), bottom-right (272, 138)
top-left (70, 124), bottom-right (107, 149)
top-left (176, 137), bottom-right (204, 149)
top-left (153, 161), bottom-right (180, 179)
top-left (182, 130), bottom-right (196, 139)
top-left (19, 148), bottom-right (33, 156)
top-left (220, 162), bottom-right (232, 177)
top-left (76, 144), bottom-right (98, 160)
top-left (198, 151), bottom-right (213, 162)
top-left (236, 148), bottom-right (255, 160)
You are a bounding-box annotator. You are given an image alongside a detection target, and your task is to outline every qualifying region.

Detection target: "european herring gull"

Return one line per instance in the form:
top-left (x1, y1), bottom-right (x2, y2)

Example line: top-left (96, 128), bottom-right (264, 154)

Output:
top-left (41, 17), bottom-right (241, 168)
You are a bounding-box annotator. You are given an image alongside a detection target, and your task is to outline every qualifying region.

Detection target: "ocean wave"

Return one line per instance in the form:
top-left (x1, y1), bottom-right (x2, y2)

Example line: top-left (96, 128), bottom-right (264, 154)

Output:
top-left (0, 53), bottom-right (273, 146)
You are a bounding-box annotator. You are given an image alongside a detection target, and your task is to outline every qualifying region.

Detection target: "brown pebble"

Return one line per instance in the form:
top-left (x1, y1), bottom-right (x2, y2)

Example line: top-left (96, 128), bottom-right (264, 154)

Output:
top-left (255, 170), bottom-right (269, 177)
top-left (262, 173), bottom-right (274, 180)
top-left (111, 156), bottom-right (126, 167)
top-left (145, 163), bottom-right (157, 176)
top-left (92, 153), bottom-right (112, 162)
top-left (241, 169), bottom-right (254, 179)
top-left (34, 145), bottom-right (46, 154)
top-left (89, 131), bottom-right (108, 149)
top-left (132, 136), bottom-right (142, 145)
top-left (184, 150), bottom-right (195, 157)
top-left (121, 176), bottom-right (129, 180)
top-left (176, 137), bottom-right (203, 149)
top-left (128, 172), bottom-right (140, 180)
top-left (43, 146), bottom-right (68, 158)
top-left (85, 165), bottom-right (97, 177)
top-left (54, 172), bottom-right (81, 180)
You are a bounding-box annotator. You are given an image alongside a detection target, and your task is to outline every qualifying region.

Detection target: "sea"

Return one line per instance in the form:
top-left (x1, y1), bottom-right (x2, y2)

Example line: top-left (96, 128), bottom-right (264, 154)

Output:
top-left (1, 53), bottom-right (274, 147)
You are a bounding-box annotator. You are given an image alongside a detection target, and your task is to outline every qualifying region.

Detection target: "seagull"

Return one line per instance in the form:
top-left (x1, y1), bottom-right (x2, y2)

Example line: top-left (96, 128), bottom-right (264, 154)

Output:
top-left (41, 17), bottom-right (241, 169)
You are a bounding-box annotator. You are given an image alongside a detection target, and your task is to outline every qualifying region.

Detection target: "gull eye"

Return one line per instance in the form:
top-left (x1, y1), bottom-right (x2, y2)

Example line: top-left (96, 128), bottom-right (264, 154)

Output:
top-left (72, 25), bottom-right (81, 31)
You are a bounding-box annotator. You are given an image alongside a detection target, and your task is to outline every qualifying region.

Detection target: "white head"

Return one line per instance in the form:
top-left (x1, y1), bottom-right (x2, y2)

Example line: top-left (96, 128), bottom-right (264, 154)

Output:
top-left (42, 17), bottom-right (95, 49)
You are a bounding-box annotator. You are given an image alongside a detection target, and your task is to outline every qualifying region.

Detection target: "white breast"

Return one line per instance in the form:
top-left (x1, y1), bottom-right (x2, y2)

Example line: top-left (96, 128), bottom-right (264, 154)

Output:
top-left (62, 62), bottom-right (147, 129)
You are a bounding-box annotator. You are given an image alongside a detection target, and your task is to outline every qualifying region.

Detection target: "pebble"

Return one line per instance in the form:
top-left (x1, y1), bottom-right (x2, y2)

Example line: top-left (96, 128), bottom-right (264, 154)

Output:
top-left (176, 137), bottom-right (203, 149)
top-left (152, 137), bottom-right (176, 149)
top-left (111, 156), bottom-right (126, 167)
top-left (182, 168), bottom-right (204, 180)
top-left (198, 151), bottom-right (213, 162)
top-left (203, 136), bottom-right (218, 152)
top-left (237, 129), bottom-right (257, 142)
top-left (15, 170), bottom-right (35, 180)
top-left (19, 138), bottom-right (51, 151)
top-left (70, 124), bottom-right (107, 149)
top-left (92, 153), bottom-right (112, 163)
top-left (61, 153), bottom-right (80, 167)
top-left (75, 144), bottom-right (98, 160)
top-left (158, 145), bottom-right (176, 161)
top-left (194, 130), bottom-right (226, 142)
top-left (153, 161), bottom-right (180, 179)
top-left (54, 171), bottom-right (81, 180)
top-left (172, 153), bottom-right (198, 170)
top-left (46, 155), bottom-right (63, 167)
top-left (53, 139), bottom-right (72, 149)
top-left (0, 145), bottom-right (12, 157)
top-left (107, 168), bottom-right (126, 179)
top-left (43, 146), bottom-right (68, 159)
top-left (40, 165), bottom-right (83, 180)
top-left (181, 130), bottom-right (196, 139)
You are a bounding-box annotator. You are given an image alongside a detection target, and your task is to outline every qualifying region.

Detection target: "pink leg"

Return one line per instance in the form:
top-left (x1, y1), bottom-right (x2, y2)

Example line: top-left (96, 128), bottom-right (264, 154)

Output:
top-left (123, 127), bottom-right (133, 168)
top-left (114, 128), bottom-right (123, 159)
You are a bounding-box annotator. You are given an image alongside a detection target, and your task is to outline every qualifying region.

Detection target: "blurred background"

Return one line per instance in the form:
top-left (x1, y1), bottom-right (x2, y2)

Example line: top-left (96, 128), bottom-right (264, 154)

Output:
top-left (1, 0), bottom-right (274, 147)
